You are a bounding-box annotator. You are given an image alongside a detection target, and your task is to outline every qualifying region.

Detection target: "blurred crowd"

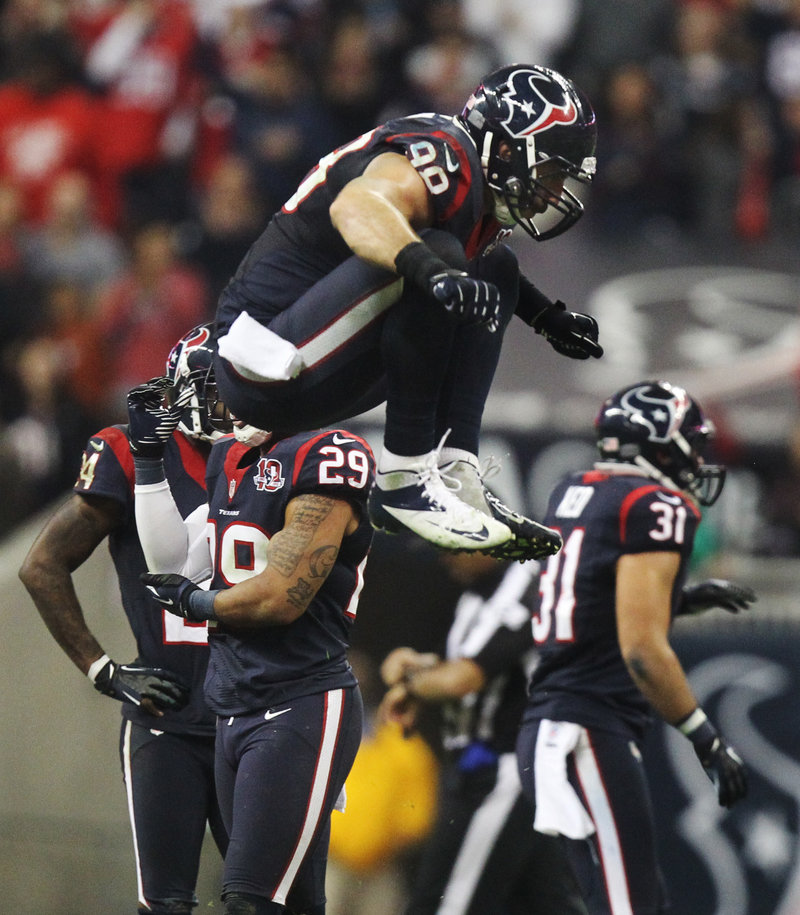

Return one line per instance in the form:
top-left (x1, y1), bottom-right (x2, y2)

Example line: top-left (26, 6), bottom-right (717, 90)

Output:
top-left (2, 0), bottom-right (800, 533)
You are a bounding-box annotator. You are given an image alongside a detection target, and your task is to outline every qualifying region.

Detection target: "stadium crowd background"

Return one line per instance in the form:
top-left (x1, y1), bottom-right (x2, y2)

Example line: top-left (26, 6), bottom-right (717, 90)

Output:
top-left (2, 0), bottom-right (800, 538)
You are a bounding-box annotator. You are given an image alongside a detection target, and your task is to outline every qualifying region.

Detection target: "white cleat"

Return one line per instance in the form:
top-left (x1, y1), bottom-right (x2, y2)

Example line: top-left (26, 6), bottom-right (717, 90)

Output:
top-left (442, 456), bottom-right (562, 561)
top-left (368, 453), bottom-right (513, 551)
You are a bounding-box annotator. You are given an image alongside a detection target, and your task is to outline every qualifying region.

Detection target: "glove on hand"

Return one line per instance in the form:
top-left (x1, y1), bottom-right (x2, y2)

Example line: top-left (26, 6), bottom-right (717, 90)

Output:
top-left (681, 712), bottom-right (748, 808)
top-left (127, 376), bottom-right (192, 458)
top-left (533, 301), bottom-right (603, 359)
top-left (141, 572), bottom-right (216, 622)
top-left (394, 241), bottom-right (500, 331)
top-left (429, 271), bottom-right (501, 331)
top-left (680, 579), bottom-right (756, 616)
top-left (93, 658), bottom-right (189, 711)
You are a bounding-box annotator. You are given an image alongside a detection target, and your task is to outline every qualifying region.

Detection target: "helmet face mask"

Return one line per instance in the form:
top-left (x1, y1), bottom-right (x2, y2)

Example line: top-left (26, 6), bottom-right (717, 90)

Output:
top-left (165, 324), bottom-right (233, 442)
top-left (460, 64), bottom-right (597, 241)
top-left (595, 381), bottom-right (726, 506)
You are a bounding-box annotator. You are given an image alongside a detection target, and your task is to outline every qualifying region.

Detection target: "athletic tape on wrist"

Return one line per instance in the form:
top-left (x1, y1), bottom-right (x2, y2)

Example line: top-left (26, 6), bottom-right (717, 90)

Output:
top-left (188, 588), bottom-right (219, 621)
top-left (677, 707), bottom-right (708, 736)
top-left (133, 457), bottom-right (167, 486)
top-left (87, 654), bottom-right (112, 684)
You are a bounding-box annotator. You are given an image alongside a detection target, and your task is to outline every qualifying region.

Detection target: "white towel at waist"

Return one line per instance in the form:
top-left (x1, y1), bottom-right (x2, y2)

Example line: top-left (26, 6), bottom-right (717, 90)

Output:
top-left (533, 718), bottom-right (596, 840)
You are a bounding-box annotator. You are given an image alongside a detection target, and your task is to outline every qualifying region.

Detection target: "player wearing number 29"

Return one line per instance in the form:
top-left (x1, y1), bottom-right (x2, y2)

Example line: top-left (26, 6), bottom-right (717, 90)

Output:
top-left (18, 324), bottom-right (228, 915)
top-left (212, 63), bottom-right (602, 562)
top-left (129, 375), bottom-right (376, 914)
top-left (516, 380), bottom-right (752, 915)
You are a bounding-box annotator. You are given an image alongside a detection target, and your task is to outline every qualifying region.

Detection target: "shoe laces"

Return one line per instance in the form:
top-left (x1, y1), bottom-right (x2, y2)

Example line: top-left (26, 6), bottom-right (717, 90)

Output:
top-left (416, 433), bottom-right (479, 523)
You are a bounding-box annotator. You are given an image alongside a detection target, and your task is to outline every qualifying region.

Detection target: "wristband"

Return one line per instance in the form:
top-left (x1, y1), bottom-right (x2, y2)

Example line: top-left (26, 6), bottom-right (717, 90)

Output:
top-left (516, 275), bottom-right (558, 328)
top-left (133, 456), bottom-right (167, 485)
top-left (87, 653), bottom-right (112, 684)
top-left (676, 708), bottom-right (719, 750)
top-left (394, 242), bottom-right (452, 290)
top-left (187, 587), bottom-right (219, 622)
top-left (676, 707), bottom-right (708, 736)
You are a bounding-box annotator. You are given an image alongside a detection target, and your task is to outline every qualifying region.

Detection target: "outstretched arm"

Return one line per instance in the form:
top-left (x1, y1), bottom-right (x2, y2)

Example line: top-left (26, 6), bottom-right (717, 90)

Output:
top-left (378, 646), bottom-right (485, 735)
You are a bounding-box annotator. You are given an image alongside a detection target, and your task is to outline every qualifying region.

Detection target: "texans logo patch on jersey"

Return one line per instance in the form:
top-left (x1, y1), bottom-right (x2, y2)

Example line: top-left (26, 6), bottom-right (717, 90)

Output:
top-left (255, 457), bottom-right (285, 492)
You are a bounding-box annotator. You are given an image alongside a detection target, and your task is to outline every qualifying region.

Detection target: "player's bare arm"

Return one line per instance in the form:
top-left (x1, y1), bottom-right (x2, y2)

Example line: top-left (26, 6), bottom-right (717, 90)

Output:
top-left (329, 152), bottom-right (435, 269)
top-left (212, 493), bottom-right (359, 626)
top-left (616, 550), bottom-right (700, 724)
top-left (19, 494), bottom-right (121, 674)
top-left (380, 646), bottom-right (440, 686)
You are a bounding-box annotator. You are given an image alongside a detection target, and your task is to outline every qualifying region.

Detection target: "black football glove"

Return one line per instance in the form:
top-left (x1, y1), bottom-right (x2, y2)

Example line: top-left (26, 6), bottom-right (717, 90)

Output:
top-left (692, 727), bottom-right (748, 808)
top-left (429, 271), bottom-right (501, 332)
top-left (141, 572), bottom-right (216, 622)
top-left (532, 300), bottom-right (603, 359)
top-left (394, 241), bottom-right (500, 331)
top-left (680, 579), bottom-right (756, 616)
top-left (92, 657), bottom-right (189, 711)
top-left (680, 712), bottom-right (748, 808)
top-left (127, 376), bottom-right (192, 458)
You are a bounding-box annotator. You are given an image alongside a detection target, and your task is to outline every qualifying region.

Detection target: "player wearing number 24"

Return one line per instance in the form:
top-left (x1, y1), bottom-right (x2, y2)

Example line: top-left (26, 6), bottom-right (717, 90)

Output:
top-left (18, 324), bottom-right (228, 915)
top-left (516, 380), bottom-right (753, 915)
top-left (128, 370), bottom-right (376, 915)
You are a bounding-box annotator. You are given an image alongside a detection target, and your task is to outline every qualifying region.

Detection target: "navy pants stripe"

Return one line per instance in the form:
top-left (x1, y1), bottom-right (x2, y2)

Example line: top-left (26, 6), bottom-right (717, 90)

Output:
top-left (215, 687), bottom-right (363, 910)
top-left (517, 719), bottom-right (670, 915)
top-left (121, 720), bottom-right (226, 914)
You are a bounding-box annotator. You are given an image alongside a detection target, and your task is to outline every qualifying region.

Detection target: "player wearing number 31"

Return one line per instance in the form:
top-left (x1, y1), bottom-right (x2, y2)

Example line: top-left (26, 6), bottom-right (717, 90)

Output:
top-left (211, 64), bottom-right (602, 563)
top-left (516, 380), bottom-right (753, 915)
top-left (128, 372), bottom-right (376, 915)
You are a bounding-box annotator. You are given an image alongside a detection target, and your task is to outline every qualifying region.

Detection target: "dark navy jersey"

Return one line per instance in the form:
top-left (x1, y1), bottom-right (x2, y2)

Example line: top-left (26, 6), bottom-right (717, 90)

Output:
top-left (216, 113), bottom-right (507, 335)
top-left (73, 426), bottom-right (213, 735)
top-left (526, 467), bottom-right (701, 740)
top-left (442, 561), bottom-right (539, 756)
top-left (202, 428), bottom-right (375, 715)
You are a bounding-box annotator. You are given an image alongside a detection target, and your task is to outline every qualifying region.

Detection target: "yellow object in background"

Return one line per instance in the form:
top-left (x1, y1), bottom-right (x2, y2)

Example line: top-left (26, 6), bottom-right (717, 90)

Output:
top-left (329, 720), bottom-right (439, 873)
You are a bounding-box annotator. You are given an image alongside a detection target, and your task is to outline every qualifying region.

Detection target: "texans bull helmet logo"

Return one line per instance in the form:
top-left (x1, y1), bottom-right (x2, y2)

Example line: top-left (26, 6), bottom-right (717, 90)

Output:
top-left (498, 67), bottom-right (579, 139)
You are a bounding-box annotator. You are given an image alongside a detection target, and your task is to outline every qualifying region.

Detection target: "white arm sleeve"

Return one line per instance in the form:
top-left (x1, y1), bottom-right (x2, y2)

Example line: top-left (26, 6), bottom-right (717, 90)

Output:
top-left (135, 480), bottom-right (212, 582)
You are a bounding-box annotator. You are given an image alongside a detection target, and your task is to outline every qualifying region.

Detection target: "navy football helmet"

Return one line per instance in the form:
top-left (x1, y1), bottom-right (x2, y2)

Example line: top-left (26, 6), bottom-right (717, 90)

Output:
top-left (165, 323), bottom-right (232, 441)
top-left (595, 380), bottom-right (726, 506)
top-left (459, 64), bottom-right (597, 241)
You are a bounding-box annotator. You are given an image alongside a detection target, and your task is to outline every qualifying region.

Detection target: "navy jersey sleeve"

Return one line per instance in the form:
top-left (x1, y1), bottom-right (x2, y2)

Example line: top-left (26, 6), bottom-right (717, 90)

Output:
top-left (288, 429), bottom-right (375, 508)
top-left (619, 485), bottom-right (701, 556)
top-left (73, 425), bottom-right (134, 515)
top-left (380, 115), bottom-right (502, 255)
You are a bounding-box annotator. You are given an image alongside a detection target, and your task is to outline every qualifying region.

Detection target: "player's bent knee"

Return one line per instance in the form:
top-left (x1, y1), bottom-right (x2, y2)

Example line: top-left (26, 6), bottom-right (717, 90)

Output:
top-left (420, 228), bottom-right (468, 271)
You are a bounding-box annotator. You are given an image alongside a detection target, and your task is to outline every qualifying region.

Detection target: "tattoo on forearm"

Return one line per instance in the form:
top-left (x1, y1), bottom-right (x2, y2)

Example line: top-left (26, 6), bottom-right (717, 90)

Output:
top-left (268, 495), bottom-right (335, 577)
top-left (309, 545), bottom-right (338, 579)
top-left (287, 577), bottom-right (314, 609)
